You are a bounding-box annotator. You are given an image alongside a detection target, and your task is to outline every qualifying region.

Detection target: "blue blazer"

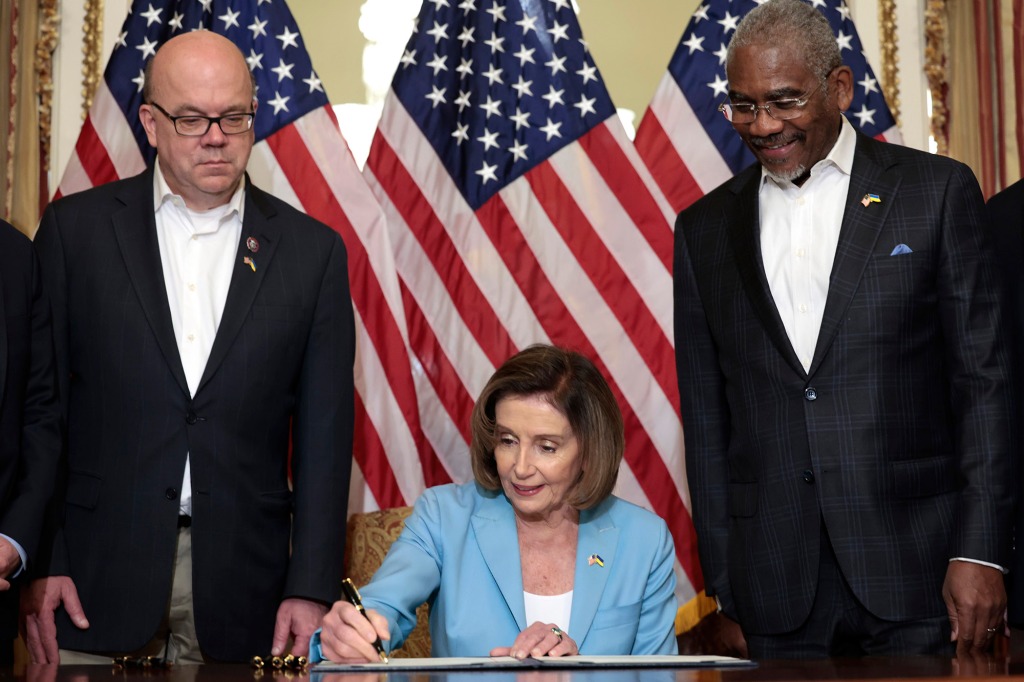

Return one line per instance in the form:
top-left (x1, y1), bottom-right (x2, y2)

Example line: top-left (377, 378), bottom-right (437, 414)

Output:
top-left (344, 481), bottom-right (677, 657)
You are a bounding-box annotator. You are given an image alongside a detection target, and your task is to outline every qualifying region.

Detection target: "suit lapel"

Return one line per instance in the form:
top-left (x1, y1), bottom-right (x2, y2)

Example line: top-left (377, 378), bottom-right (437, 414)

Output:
top-left (112, 174), bottom-right (189, 396)
top-left (809, 136), bottom-right (900, 376)
top-left (472, 494), bottom-right (527, 631)
top-left (725, 167), bottom-right (806, 376)
top-left (196, 182), bottom-right (282, 394)
top-left (569, 500), bottom-right (618, 644)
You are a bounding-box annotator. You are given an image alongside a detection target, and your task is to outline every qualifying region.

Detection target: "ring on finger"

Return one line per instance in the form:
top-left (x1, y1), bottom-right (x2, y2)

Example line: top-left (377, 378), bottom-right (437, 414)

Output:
top-left (550, 626), bottom-right (564, 644)
top-left (986, 627), bottom-right (998, 634)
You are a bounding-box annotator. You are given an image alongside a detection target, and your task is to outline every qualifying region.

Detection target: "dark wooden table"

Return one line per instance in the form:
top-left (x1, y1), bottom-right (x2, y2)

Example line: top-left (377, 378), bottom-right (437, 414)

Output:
top-left (4, 657), bottom-right (1024, 682)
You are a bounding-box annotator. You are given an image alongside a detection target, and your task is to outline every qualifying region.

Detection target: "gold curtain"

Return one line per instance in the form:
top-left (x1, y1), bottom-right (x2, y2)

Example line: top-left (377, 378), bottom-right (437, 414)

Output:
top-left (0, 0), bottom-right (57, 237)
top-left (944, 0), bottom-right (1024, 196)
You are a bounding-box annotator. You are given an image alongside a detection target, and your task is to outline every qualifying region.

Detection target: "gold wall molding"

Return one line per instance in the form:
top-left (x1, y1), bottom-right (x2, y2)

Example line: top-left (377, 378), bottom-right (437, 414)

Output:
top-left (37, 0), bottom-right (59, 188)
top-left (83, 0), bottom-right (103, 118)
top-left (878, 0), bottom-right (900, 128)
top-left (4, 0), bottom-right (18, 220)
top-left (924, 0), bottom-right (948, 154)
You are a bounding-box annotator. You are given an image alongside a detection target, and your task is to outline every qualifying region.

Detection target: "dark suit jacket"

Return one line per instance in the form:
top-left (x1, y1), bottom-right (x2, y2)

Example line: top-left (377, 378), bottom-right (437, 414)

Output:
top-left (674, 132), bottom-right (1015, 635)
top-left (34, 169), bottom-right (355, 661)
top-left (0, 221), bottom-right (60, 641)
top-left (986, 178), bottom-right (1024, 626)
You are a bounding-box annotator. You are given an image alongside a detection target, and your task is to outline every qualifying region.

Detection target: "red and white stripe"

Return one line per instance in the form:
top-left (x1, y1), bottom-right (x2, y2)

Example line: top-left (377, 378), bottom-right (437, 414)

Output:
top-left (636, 74), bottom-right (736, 215)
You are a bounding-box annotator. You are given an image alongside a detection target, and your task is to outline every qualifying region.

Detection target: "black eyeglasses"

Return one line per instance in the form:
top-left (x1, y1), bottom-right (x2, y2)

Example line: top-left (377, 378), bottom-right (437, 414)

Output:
top-left (149, 102), bottom-right (255, 136)
top-left (718, 81), bottom-right (824, 124)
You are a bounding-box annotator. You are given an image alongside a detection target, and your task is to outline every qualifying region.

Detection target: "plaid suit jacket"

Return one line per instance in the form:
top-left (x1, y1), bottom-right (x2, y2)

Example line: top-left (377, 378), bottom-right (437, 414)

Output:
top-left (674, 132), bottom-right (1015, 635)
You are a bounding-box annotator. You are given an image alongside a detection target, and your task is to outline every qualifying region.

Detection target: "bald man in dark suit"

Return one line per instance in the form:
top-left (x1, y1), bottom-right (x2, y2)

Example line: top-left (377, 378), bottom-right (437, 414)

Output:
top-left (21, 32), bottom-right (354, 664)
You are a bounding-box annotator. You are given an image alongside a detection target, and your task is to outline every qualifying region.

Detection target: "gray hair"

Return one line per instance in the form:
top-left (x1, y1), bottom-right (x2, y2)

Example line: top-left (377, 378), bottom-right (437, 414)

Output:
top-left (726, 0), bottom-right (842, 86)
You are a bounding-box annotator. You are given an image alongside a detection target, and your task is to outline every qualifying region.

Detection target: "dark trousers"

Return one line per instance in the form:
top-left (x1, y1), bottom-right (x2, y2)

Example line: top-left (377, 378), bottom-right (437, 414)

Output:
top-left (745, 525), bottom-right (954, 659)
top-left (0, 588), bottom-right (15, 665)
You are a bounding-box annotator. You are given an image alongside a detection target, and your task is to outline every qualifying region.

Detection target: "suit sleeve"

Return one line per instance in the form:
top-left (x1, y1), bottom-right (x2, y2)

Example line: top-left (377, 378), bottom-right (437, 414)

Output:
top-left (987, 185), bottom-right (1024, 623)
top-left (285, 229), bottom-right (355, 604)
top-left (29, 205), bottom-right (72, 578)
top-left (939, 163), bottom-right (1016, 566)
top-left (360, 488), bottom-right (446, 652)
top-left (673, 209), bottom-right (736, 618)
top-left (0, 233), bottom-right (61, 569)
top-left (632, 516), bottom-right (678, 654)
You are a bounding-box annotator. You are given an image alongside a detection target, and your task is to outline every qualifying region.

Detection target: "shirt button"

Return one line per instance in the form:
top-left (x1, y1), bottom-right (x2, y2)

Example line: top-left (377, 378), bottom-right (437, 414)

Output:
top-left (187, 334), bottom-right (195, 342)
top-left (188, 283), bottom-right (196, 292)
top-left (797, 197), bottom-right (806, 206)
top-left (165, 487), bottom-right (178, 500)
top-left (802, 469), bottom-right (815, 484)
top-left (796, 249), bottom-right (806, 258)
top-left (191, 235), bottom-right (199, 241)
top-left (799, 303), bottom-right (808, 313)
top-left (804, 387), bottom-right (817, 401)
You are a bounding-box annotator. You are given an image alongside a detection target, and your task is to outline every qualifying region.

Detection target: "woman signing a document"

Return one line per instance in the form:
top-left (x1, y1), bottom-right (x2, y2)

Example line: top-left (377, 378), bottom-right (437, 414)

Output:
top-left (312, 345), bottom-right (678, 662)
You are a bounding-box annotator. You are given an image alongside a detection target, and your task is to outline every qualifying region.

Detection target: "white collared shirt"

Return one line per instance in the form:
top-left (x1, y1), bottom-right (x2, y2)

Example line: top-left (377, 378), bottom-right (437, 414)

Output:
top-left (153, 163), bottom-right (244, 515)
top-left (759, 116), bottom-right (857, 373)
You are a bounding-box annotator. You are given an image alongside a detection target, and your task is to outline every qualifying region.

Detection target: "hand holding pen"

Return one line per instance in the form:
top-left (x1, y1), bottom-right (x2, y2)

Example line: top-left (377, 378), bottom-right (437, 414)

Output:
top-left (318, 578), bottom-right (390, 663)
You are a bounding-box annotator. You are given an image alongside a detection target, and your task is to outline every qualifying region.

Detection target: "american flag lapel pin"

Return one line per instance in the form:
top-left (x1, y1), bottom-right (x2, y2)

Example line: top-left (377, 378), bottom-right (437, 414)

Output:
top-left (861, 193), bottom-right (881, 207)
top-left (243, 256), bottom-right (256, 272)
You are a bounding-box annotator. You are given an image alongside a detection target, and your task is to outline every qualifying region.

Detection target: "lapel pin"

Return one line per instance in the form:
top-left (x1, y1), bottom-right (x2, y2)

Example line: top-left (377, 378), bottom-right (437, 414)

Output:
top-left (587, 553), bottom-right (604, 567)
top-left (246, 236), bottom-right (260, 253)
top-left (243, 256), bottom-right (256, 272)
top-left (860, 193), bottom-right (881, 207)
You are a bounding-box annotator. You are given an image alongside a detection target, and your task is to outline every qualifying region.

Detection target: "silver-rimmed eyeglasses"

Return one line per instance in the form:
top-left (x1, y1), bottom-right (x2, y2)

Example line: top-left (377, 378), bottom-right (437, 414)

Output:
top-left (718, 82), bottom-right (824, 124)
top-left (150, 102), bottom-right (255, 136)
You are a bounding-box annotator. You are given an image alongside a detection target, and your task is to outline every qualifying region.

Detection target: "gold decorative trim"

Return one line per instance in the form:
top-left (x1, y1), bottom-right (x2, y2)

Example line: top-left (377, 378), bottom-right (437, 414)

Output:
top-left (878, 0), bottom-right (900, 127)
top-left (5, 0), bottom-right (18, 220)
top-left (923, 0), bottom-right (948, 154)
top-left (37, 0), bottom-right (59, 182)
top-left (83, 0), bottom-right (103, 119)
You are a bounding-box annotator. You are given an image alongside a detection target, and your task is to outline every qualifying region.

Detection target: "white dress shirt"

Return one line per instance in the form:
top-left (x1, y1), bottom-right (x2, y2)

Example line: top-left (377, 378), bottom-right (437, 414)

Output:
top-left (759, 116), bottom-right (856, 373)
top-left (153, 163), bottom-right (244, 516)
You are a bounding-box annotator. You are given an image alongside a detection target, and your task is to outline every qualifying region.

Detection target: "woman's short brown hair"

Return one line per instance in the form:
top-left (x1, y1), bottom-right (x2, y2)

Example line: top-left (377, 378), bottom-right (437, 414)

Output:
top-left (470, 344), bottom-right (624, 509)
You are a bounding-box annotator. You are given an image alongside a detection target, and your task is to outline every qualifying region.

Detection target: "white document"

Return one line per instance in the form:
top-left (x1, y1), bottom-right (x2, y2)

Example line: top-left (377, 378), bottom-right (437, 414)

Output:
top-left (312, 654), bottom-right (755, 672)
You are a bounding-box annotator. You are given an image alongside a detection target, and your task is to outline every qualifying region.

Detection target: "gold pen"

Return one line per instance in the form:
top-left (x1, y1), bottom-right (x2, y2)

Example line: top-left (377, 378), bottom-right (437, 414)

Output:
top-left (341, 578), bottom-right (389, 663)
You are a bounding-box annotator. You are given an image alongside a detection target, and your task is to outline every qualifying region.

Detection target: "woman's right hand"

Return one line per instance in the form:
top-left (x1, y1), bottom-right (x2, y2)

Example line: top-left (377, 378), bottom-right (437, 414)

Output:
top-left (318, 601), bottom-right (390, 663)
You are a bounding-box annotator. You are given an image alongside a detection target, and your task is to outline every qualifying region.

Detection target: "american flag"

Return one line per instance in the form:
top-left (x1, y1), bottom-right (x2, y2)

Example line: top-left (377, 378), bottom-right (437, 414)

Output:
top-left (635, 0), bottom-right (902, 214)
top-left (56, 0), bottom-right (427, 514)
top-left (363, 0), bottom-right (701, 603)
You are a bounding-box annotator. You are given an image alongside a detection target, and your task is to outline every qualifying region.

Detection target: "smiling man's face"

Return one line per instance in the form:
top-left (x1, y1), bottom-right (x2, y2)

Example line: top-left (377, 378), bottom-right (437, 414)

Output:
top-left (726, 42), bottom-right (852, 185)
